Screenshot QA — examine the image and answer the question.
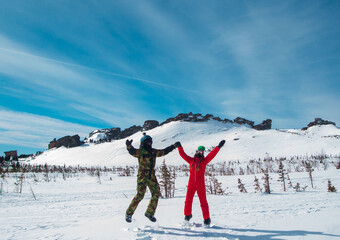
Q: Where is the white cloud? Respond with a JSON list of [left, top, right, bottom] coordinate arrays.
[[0, 109, 95, 149], [0, 35, 195, 128]]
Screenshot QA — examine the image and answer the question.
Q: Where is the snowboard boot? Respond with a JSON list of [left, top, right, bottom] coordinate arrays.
[[145, 213, 157, 222], [204, 218, 211, 226], [125, 214, 132, 223], [184, 214, 192, 221]]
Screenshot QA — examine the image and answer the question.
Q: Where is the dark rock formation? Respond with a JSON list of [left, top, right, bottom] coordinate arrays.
[[223, 118, 233, 124], [49, 135, 82, 149], [89, 128, 121, 141], [160, 113, 191, 125], [48, 112, 274, 150], [302, 118, 336, 130], [160, 113, 265, 129], [143, 120, 159, 131], [253, 119, 272, 130], [120, 125, 143, 139], [161, 112, 226, 125], [106, 128, 122, 140], [233, 117, 254, 127]]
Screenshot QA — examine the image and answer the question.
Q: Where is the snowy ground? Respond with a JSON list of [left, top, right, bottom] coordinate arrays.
[[1, 168, 340, 240]]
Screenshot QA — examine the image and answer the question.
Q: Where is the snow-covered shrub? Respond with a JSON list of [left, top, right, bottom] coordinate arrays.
[[277, 160, 287, 191], [261, 168, 271, 194], [286, 173, 293, 188], [293, 182, 308, 192], [14, 171, 25, 193], [328, 179, 337, 192], [205, 173, 225, 195], [117, 166, 135, 177], [253, 175, 262, 193], [237, 178, 247, 193], [303, 161, 314, 188], [334, 158, 340, 169]]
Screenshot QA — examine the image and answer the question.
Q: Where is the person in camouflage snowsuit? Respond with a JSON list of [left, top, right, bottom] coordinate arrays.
[[125, 134, 179, 223]]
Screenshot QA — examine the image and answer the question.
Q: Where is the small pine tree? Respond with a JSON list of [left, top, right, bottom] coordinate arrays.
[[159, 160, 175, 198], [254, 175, 262, 193], [43, 164, 50, 182], [237, 178, 247, 193], [293, 182, 301, 192], [205, 173, 225, 195], [124, 166, 131, 176], [286, 173, 293, 188], [293, 182, 308, 192], [14, 171, 25, 193], [327, 179, 337, 192], [303, 161, 314, 188], [335, 160, 340, 169], [96, 170, 101, 184], [262, 168, 271, 194], [278, 160, 286, 191]]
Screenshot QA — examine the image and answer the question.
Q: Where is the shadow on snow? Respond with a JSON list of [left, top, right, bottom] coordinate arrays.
[[138, 225, 340, 240]]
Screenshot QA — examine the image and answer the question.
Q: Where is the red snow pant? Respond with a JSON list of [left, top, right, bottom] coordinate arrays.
[[184, 181, 210, 219]]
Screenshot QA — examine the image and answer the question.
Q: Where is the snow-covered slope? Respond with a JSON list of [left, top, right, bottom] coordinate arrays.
[[27, 120, 340, 167]]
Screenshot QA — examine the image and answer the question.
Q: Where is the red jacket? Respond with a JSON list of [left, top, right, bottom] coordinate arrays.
[[178, 145, 221, 219], [178, 146, 220, 184]]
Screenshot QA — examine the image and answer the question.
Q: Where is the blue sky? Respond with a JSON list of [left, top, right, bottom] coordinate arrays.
[[0, 0, 339, 155]]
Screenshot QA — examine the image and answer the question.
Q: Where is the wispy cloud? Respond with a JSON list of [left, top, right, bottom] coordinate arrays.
[[0, 35, 197, 128], [0, 40, 196, 93], [0, 0, 339, 156], [0, 109, 95, 149], [208, 1, 340, 127]]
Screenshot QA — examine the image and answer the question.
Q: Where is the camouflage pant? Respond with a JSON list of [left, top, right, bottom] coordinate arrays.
[[126, 171, 161, 216]]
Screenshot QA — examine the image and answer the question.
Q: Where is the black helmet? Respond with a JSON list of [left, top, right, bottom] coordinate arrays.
[[141, 133, 152, 144]]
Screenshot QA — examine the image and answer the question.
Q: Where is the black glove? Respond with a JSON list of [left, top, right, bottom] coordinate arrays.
[[218, 140, 225, 148], [126, 139, 133, 147], [174, 142, 181, 148]]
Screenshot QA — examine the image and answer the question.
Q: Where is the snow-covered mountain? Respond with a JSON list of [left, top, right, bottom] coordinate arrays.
[[26, 119, 340, 167]]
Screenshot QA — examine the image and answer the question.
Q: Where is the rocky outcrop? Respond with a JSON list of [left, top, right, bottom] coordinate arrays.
[[143, 120, 159, 131], [106, 128, 122, 140], [120, 125, 143, 139], [49, 135, 82, 149], [253, 119, 272, 130], [89, 128, 121, 141], [233, 117, 254, 127], [161, 112, 233, 125], [48, 113, 274, 149], [302, 118, 336, 130], [160, 113, 270, 129]]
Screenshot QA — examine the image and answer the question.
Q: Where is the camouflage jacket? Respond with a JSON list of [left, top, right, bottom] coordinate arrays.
[[127, 144, 175, 173]]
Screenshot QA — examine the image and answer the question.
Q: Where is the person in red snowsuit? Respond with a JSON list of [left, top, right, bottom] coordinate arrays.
[[174, 140, 225, 225]]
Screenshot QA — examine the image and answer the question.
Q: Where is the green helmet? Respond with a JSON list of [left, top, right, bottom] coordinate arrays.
[[197, 146, 205, 152]]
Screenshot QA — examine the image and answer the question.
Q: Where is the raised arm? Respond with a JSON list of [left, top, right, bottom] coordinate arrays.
[[177, 144, 194, 164], [154, 142, 178, 157], [205, 140, 225, 164], [126, 139, 140, 158]]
